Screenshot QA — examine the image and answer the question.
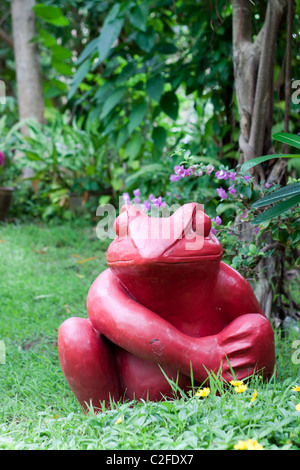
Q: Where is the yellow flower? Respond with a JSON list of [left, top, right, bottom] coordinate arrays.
[[234, 384, 248, 393], [230, 380, 244, 387], [234, 439, 264, 450], [195, 387, 211, 398], [234, 440, 248, 450], [292, 385, 300, 392], [296, 403, 300, 411], [250, 389, 257, 402], [115, 417, 123, 424]]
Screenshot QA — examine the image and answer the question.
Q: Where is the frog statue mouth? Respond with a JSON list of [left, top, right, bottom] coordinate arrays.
[[106, 202, 223, 266]]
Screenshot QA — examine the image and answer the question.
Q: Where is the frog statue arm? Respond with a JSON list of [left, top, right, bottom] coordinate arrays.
[[86, 268, 220, 383], [86, 267, 275, 384]]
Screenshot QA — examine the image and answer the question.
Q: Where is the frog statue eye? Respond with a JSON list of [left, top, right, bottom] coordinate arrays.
[[114, 205, 143, 238], [191, 207, 212, 237]]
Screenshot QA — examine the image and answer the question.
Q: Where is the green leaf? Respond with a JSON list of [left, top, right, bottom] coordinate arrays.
[[157, 42, 177, 54], [125, 163, 168, 186], [50, 45, 72, 60], [272, 132, 300, 150], [68, 60, 90, 100], [251, 194, 300, 224], [249, 244, 257, 254], [252, 182, 300, 208], [240, 154, 299, 172], [24, 151, 44, 162], [116, 62, 136, 84], [125, 134, 143, 160], [94, 82, 114, 103], [128, 101, 147, 135], [136, 27, 155, 52], [97, 4, 124, 63], [160, 91, 179, 120], [100, 87, 126, 119], [33, 4, 69, 26], [76, 37, 99, 65], [116, 126, 128, 149], [52, 60, 73, 76], [152, 126, 167, 150], [146, 75, 165, 102], [128, 3, 149, 32], [39, 29, 57, 47]]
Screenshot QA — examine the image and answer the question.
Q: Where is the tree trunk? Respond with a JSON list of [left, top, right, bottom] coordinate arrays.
[[11, 0, 45, 177], [232, 0, 288, 319], [11, 0, 44, 122]]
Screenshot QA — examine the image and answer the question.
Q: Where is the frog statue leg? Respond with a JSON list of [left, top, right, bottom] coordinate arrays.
[[58, 317, 122, 414], [214, 262, 276, 381]]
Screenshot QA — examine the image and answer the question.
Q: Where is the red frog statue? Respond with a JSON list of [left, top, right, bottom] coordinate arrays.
[[58, 203, 275, 413]]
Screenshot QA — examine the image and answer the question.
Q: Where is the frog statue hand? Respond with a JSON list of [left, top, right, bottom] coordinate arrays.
[[58, 203, 275, 413]]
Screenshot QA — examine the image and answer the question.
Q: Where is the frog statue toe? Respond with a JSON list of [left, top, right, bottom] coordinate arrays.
[[58, 203, 275, 413]]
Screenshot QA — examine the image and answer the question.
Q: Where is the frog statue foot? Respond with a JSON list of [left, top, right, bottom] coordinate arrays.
[[58, 203, 275, 413]]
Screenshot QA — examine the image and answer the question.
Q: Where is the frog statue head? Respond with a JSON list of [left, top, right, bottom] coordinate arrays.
[[106, 203, 223, 318], [107, 202, 223, 266]]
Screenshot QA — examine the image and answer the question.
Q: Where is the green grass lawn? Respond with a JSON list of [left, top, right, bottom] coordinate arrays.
[[0, 221, 299, 450]]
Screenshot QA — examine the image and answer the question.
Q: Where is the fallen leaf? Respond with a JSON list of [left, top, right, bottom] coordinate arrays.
[[32, 246, 48, 254], [76, 274, 85, 279], [34, 294, 55, 300], [76, 256, 96, 264], [0, 240, 6, 243]]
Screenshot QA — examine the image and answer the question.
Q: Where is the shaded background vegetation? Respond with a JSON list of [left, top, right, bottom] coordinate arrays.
[[0, 0, 299, 324]]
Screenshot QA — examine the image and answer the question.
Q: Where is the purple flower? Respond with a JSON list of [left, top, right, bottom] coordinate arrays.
[[215, 169, 229, 180], [148, 194, 156, 202], [243, 175, 251, 181], [142, 200, 151, 211], [133, 188, 140, 197], [241, 209, 249, 220], [206, 164, 214, 175], [265, 182, 272, 189], [154, 196, 165, 208], [211, 227, 217, 236], [174, 165, 185, 176], [228, 185, 236, 195], [173, 164, 196, 178], [122, 192, 131, 204], [170, 174, 181, 182], [217, 187, 227, 200], [212, 216, 222, 226], [183, 168, 192, 177], [0, 152, 4, 166], [254, 226, 260, 234], [229, 172, 236, 181], [133, 196, 141, 204]]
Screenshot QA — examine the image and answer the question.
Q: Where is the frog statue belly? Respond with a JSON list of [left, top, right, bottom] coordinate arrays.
[[58, 203, 276, 413]]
